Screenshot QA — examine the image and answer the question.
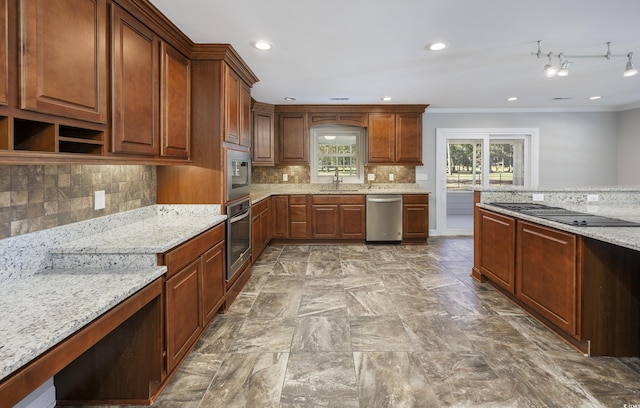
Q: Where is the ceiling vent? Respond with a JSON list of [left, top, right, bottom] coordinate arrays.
[[552, 97, 573, 100], [330, 97, 350, 101]]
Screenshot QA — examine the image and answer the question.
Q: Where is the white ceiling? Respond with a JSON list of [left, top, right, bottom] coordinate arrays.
[[149, 0, 640, 111]]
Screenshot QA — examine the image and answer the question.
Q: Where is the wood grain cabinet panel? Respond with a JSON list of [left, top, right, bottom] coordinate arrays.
[[312, 204, 339, 238], [367, 113, 395, 163], [277, 113, 309, 164], [478, 208, 515, 293], [0, 0, 7, 106], [339, 204, 365, 239], [311, 195, 365, 239], [224, 65, 240, 145], [240, 83, 251, 147], [395, 113, 422, 163], [252, 102, 275, 165], [20, 0, 107, 123], [271, 195, 290, 238], [201, 240, 225, 327], [160, 42, 190, 159], [516, 220, 579, 336], [289, 195, 310, 238], [111, 4, 159, 155], [402, 194, 429, 241], [251, 198, 271, 262], [165, 259, 202, 373]]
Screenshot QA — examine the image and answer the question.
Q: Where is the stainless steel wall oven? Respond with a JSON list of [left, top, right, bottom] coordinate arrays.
[[226, 198, 251, 281]]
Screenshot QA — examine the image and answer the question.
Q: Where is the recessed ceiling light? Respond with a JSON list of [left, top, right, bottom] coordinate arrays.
[[253, 41, 272, 51], [283, 96, 296, 101], [427, 42, 447, 51], [381, 96, 392, 101], [589, 95, 602, 100], [506, 97, 518, 102]]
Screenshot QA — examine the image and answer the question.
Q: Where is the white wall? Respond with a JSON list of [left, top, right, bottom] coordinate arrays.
[[617, 108, 640, 185], [418, 110, 620, 230]]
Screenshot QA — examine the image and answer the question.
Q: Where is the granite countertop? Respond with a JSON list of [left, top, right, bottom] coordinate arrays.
[[250, 183, 429, 205], [0, 204, 226, 383], [477, 202, 640, 252], [0, 266, 166, 382]]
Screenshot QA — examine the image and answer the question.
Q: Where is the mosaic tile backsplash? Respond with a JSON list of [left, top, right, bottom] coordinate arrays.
[[253, 165, 415, 184], [0, 165, 156, 239]]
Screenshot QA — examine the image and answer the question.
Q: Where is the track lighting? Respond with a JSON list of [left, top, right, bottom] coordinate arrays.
[[532, 41, 637, 78]]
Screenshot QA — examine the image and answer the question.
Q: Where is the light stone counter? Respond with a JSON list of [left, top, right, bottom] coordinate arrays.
[[250, 183, 429, 205], [0, 204, 224, 383]]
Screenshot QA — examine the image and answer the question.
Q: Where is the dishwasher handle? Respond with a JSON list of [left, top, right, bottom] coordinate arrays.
[[367, 196, 402, 203]]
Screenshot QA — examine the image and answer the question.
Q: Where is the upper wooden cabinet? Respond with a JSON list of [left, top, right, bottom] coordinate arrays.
[[223, 65, 251, 147], [309, 112, 367, 127], [0, 0, 8, 107], [160, 41, 190, 159], [368, 112, 423, 164], [277, 112, 309, 164], [252, 101, 275, 166], [20, 0, 107, 123], [111, 4, 159, 156]]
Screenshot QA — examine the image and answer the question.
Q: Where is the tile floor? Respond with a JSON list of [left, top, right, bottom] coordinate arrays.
[[126, 238, 640, 407]]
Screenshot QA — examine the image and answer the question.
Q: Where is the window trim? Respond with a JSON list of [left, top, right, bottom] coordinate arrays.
[[310, 125, 365, 184]]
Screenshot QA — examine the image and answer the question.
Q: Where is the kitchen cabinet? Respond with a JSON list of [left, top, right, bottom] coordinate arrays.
[[224, 65, 251, 147], [111, 4, 159, 156], [402, 194, 429, 241], [160, 223, 225, 373], [251, 197, 272, 262], [272, 195, 290, 238], [160, 41, 190, 159], [516, 220, 579, 336], [20, 0, 107, 124], [276, 112, 309, 165], [311, 195, 366, 239], [308, 112, 367, 127], [367, 112, 423, 165], [477, 208, 515, 292], [0, 0, 6, 107], [252, 101, 275, 166], [289, 195, 310, 238]]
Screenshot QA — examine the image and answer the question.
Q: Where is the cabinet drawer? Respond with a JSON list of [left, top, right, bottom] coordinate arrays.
[[289, 195, 307, 204], [161, 223, 225, 277], [252, 197, 269, 214], [403, 194, 428, 204], [312, 195, 365, 205]]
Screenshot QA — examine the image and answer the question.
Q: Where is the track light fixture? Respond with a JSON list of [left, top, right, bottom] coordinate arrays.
[[532, 41, 638, 78]]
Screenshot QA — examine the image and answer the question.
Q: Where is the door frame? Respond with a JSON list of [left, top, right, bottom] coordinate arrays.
[[435, 128, 539, 236]]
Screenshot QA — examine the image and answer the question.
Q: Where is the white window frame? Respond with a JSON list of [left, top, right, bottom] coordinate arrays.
[[310, 125, 365, 184]]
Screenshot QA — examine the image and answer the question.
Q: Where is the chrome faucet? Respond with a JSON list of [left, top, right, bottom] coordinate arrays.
[[333, 166, 343, 189]]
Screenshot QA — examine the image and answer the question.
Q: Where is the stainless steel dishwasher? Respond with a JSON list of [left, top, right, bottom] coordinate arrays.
[[366, 195, 403, 242]]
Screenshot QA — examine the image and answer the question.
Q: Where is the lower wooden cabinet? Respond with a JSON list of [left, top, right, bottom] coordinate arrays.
[[402, 194, 429, 241], [311, 195, 365, 239], [289, 195, 310, 238], [271, 195, 290, 239], [516, 220, 578, 336], [251, 197, 271, 262], [160, 223, 225, 374], [478, 208, 515, 293]]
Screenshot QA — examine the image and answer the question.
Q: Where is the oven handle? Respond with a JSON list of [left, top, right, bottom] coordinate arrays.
[[228, 209, 250, 223]]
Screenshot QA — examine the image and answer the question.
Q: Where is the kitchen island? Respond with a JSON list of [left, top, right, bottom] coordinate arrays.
[[472, 186, 640, 357], [0, 205, 226, 407]]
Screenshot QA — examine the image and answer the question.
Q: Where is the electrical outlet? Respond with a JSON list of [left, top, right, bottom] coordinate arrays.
[[532, 193, 544, 202], [389, 173, 394, 181], [94, 190, 105, 210], [283, 174, 288, 182], [587, 194, 599, 202], [367, 173, 375, 181]]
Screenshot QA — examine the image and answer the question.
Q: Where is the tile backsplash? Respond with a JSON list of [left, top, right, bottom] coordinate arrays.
[[253, 165, 415, 184], [0, 165, 156, 240]]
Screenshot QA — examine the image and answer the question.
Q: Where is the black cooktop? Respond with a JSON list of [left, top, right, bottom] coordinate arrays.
[[489, 202, 640, 227]]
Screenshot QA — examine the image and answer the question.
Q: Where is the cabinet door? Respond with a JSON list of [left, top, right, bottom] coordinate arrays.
[[160, 42, 190, 159], [277, 113, 309, 164], [516, 221, 578, 335], [201, 240, 225, 326], [224, 65, 240, 144], [0, 0, 8, 106], [251, 210, 263, 261], [367, 113, 395, 163], [289, 195, 309, 238], [165, 259, 202, 372], [340, 204, 366, 239], [260, 205, 271, 248], [271, 195, 289, 238], [395, 113, 422, 164], [252, 104, 275, 165], [240, 83, 251, 147], [312, 204, 339, 238], [111, 5, 159, 155], [20, 0, 107, 122], [478, 209, 515, 293]]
